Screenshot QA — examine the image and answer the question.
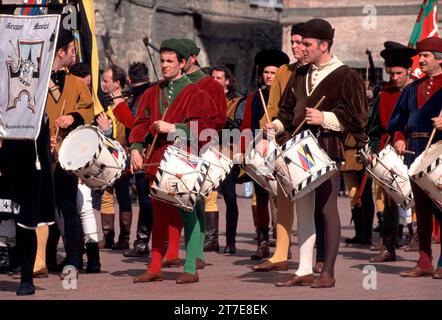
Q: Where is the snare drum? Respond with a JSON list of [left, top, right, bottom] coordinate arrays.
[[409, 140, 442, 208], [150, 146, 209, 211], [199, 145, 233, 197], [266, 130, 338, 202], [244, 132, 278, 197], [58, 125, 127, 190], [365, 145, 414, 209]]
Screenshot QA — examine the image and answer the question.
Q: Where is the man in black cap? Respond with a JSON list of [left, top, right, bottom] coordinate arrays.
[[265, 18, 369, 288], [241, 49, 289, 260], [367, 41, 416, 263], [388, 37, 442, 279], [253, 22, 306, 272]]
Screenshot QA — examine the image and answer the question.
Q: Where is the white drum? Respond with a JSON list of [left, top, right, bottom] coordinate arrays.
[[365, 145, 414, 210], [265, 130, 338, 202], [150, 146, 209, 211], [409, 140, 442, 210], [199, 145, 233, 197], [59, 125, 127, 190], [244, 132, 278, 197]]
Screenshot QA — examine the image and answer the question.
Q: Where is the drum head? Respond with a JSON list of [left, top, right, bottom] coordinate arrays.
[[59, 126, 100, 170]]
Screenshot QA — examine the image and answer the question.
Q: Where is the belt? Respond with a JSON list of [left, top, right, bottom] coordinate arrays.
[[409, 132, 430, 139]]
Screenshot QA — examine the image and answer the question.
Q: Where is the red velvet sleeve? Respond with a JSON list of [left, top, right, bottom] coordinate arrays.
[[113, 101, 135, 129]]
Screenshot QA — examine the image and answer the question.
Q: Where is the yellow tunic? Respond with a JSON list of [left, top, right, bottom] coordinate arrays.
[[45, 72, 94, 140]]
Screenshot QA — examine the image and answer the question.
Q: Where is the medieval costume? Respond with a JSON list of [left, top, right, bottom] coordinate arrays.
[[387, 37, 442, 279], [273, 19, 368, 288], [367, 41, 417, 263], [130, 39, 215, 284]]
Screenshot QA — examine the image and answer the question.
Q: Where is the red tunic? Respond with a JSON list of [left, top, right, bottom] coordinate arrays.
[[378, 85, 401, 150], [196, 76, 227, 132], [129, 81, 215, 176]]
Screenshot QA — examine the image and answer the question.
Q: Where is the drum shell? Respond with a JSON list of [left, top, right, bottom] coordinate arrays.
[[409, 141, 442, 206], [58, 125, 127, 190], [266, 130, 337, 202], [366, 145, 414, 209]]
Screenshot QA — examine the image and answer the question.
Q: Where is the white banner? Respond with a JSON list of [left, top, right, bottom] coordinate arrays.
[[0, 14, 60, 140]]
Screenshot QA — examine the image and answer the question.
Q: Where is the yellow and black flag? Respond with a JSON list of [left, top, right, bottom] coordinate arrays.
[[74, 0, 104, 115]]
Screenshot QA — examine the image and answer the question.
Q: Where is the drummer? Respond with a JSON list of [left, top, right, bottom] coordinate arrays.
[[130, 39, 216, 284], [367, 41, 416, 263], [46, 25, 94, 278], [388, 37, 442, 279], [264, 18, 368, 288], [160, 38, 227, 267], [240, 49, 289, 260]]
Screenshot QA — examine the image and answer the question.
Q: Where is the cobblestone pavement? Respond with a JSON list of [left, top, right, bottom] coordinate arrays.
[[1, 190, 441, 300]]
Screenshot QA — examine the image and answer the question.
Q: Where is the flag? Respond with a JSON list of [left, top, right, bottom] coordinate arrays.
[[76, 0, 105, 115], [408, 0, 439, 79], [297, 144, 315, 171]]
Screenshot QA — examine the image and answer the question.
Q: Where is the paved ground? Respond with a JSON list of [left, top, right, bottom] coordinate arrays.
[[1, 187, 441, 301]]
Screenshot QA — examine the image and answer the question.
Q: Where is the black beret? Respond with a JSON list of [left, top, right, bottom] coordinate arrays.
[[380, 41, 417, 68], [291, 23, 305, 36], [56, 25, 74, 50], [254, 49, 290, 70], [299, 18, 335, 40]]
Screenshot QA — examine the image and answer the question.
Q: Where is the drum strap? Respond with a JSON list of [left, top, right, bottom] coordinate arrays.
[[49, 79, 61, 102]]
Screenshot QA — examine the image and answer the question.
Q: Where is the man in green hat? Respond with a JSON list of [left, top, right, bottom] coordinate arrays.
[[161, 38, 227, 261], [130, 38, 216, 284]]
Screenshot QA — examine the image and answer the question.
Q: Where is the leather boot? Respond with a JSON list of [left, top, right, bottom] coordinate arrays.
[[124, 229, 150, 257], [251, 227, 270, 260], [112, 212, 132, 250], [85, 242, 101, 273], [204, 212, 219, 252], [345, 206, 363, 244], [99, 214, 115, 249]]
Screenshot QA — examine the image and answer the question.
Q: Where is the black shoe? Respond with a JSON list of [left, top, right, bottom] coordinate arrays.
[[16, 283, 35, 296], [223, 244, 236, 254]]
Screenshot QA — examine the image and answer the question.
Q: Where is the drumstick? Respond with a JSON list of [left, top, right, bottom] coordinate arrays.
[[258, 89, 272, 124], [141, 163, 161, 168], [54, 100, 66, 144], [293, 96, 326, 136], [424, 109, 442, 157], [144, 106, 170, 163], [403, 150, 415, 155]]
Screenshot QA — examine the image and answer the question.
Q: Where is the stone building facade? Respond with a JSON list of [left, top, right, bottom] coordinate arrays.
[[1, 0, 438, 91]]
